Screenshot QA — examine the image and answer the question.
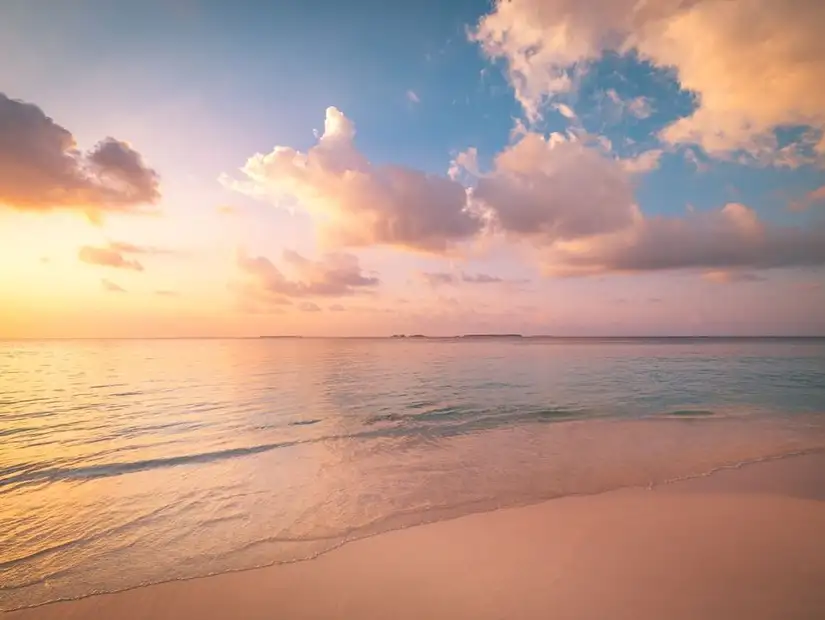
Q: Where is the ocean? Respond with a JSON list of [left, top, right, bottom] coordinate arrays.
[[2, 337, 825, 611]]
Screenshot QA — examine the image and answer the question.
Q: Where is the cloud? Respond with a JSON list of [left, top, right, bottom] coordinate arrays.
[[474, 131, 637, 243], [554, 103, 576, 119], [79, 246, 144, 271], [77, 241, 172, 271], [235, 249, 379, 309], [421, 272, 458, 287], [420, 271, 512, 286], [228, 107, 483, 253], [603, 90, 654, 121], [406, 90, 421, 104], [790, 185, 825, 211], [108, 241, 175, 255], [329, 303, 346, 312], [101, 278, 126, 293], [461, 272, 506, 284], [472, 0, 825, 161], [229, 103, 824, 281], [0, 93, 160, 216], [702, 270, 766, 284], [298, 301, 322, 312], [448, 147, 480, 181], [542, 203, 825, 276], [621, 149, 663, 174], [626, 96, 653, 120]]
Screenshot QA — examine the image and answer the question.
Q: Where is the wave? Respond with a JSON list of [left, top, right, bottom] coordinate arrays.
[[1, 406, 594, 492], [5, 447, 825, 613], [365, 404, 587, 426], [663, 409, 717, 418], [0, 441, 298, 489]]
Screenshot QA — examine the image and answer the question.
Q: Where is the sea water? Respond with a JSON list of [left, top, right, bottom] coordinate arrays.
[[2, 337, 825, 610]]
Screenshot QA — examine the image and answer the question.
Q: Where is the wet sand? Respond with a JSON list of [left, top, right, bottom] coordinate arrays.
[[8, 453, 825, 620]]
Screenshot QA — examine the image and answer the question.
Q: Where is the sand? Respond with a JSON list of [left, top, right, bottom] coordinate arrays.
[[7, 453, 825, 620]]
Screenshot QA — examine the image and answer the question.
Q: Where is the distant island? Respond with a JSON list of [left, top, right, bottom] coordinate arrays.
[[460, 334, 523, 339], [259, 335, 303, 339], [390, 334, 523, 339]]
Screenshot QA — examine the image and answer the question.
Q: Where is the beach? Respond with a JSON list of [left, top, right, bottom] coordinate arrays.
[[9, 452, 825, 620]]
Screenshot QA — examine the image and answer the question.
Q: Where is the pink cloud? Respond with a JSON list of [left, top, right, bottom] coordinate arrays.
[[475, 131, 637, 242], [791, 185, 825, 211], [235, 249, 379, 310], [298, 302, 322, 312], [543, 203, 825, 276], [230, 107, 482, 253], [420, 271, 516, 287], [229, 107, 825, 281], [0, 93, 159, 216]]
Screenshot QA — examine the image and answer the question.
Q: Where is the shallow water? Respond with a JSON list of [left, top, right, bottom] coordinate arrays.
[[2, 337, 825, 610]]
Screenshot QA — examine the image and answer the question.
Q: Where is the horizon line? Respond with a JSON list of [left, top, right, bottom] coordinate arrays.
[[3, 335, 825, 342]]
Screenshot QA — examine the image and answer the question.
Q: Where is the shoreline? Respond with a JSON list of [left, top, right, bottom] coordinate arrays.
[[7, 451, 825, 619]]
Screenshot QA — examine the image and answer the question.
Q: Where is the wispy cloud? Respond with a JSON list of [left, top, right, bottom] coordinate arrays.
[[235, 249, 379, 310], [702, 270, 767, 284], [78, 241, 174, 271], [79, 246, 144, 271], [406, 90, 420, 104], [790, 185, 825, 211], [420, 271, 514, 287], [101, 278, 126, 293]]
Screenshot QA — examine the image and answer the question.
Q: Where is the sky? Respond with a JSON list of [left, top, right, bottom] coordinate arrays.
[[1, 0, 824, 338]]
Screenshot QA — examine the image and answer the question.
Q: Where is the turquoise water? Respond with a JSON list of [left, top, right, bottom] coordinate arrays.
[[2, 337, 825, 610]]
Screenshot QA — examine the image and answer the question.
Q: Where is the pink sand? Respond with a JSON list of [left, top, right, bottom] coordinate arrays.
[[8, 454, 825, 620]]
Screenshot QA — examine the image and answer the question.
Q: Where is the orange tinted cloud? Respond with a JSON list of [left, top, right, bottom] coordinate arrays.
[[473, 0, 825, 161], [230, 107, 482, 253], [0, 93, 159, 216], [702, 270, 766, 284], [79, 246, 144, 271], [78, 240, 176, 271]]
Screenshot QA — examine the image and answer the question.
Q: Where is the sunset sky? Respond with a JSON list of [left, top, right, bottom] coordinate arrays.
[[2, 0, 825, 337]]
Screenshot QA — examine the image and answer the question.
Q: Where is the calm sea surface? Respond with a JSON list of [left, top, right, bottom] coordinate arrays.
[[2, 337, 825, 610]]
